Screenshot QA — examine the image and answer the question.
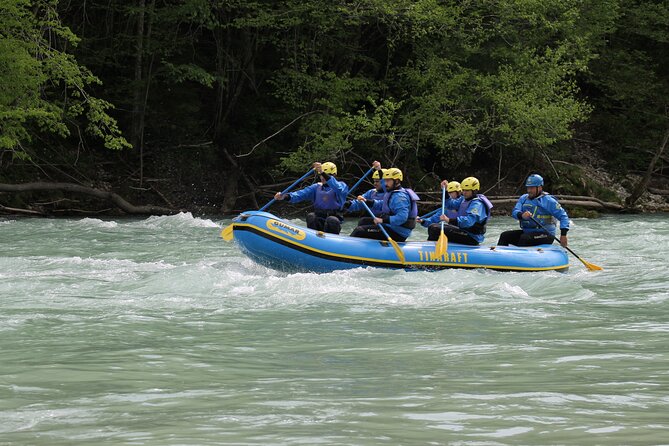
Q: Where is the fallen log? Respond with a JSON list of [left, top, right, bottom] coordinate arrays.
[[0, 203, 45, 216], [420, 198, 620, 211], [648, 187, 669, 196], [416, 194, 623, 211], [0, 182, 176, 215]]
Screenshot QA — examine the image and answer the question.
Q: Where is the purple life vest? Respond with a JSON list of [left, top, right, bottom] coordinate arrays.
[[313, 183, 340, 211], [369, 189, 385, 201], [457, 198, 469, 217], [458, 194, 493, 216], [446, 208, 459, 219]]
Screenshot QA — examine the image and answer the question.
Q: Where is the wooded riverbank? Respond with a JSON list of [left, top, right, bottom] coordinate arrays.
[[1, 2, 668, 217]]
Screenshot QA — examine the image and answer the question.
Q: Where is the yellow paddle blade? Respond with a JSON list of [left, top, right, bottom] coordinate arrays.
[[581, 258, 603, 271], [220, 224, 234, 241], [388, 239, 406, 264], [564, 245, 603, 271], [435, 232, 448, 258]]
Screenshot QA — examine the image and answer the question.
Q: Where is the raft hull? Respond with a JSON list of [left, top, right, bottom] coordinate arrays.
[[231, 211, 569, 273]]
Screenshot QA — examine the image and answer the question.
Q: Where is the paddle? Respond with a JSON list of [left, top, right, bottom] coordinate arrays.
[[346, 167, 375, 200], [359, 200, 405, 264], [528, 215, 603, 271], [435, 186, 448, 257], [220, 168, 315, 241], [420, 208, 441, 220], [260, 168, 315, 212]]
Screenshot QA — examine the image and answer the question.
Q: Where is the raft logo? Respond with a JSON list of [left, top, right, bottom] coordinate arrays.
[[418, 250, 469, 263], [266, 219, 306, 241]]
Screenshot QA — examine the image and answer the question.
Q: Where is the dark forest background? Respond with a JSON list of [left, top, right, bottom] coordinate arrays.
[[1, 0, 668, 215]]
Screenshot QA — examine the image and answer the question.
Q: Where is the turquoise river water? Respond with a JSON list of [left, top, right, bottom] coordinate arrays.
[[0, 213, 668, 445]]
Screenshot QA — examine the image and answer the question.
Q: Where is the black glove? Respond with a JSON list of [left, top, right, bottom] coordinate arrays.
[[343, 200, 352, 210]]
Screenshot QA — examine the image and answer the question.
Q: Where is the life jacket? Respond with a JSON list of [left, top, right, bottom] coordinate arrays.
[[479, 194, 494, 215], [369, 189, 385, 201], [456, 197, 469, 217], [519, 192, 555, 233], [381, 187, 420, 229], [446, 208, 459, 219], [445, 194, 463, 218], [463, 194, 493, 235], [313, 183, 341, 211]]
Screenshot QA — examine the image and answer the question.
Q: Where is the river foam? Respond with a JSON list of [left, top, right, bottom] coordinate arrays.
[[0, 213, 667, 445]]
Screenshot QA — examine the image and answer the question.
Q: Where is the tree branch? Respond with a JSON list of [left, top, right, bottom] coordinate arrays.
[[0, 182, 176, 215], [237, 110, 321, 158]]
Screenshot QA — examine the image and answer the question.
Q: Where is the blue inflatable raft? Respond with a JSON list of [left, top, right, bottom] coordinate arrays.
[[230, 211, 569, 273]]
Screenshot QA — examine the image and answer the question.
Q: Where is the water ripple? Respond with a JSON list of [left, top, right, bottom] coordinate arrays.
[[0, 214, 667, 444]]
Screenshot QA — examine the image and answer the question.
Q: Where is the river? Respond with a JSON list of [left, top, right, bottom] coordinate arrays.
[[1, 213, 667, 444]]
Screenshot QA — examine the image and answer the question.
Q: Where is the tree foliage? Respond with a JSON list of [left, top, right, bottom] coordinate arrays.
[[0, 0, 129, 159], [585, 0, 669, 169], [2, 0, 668, 204]]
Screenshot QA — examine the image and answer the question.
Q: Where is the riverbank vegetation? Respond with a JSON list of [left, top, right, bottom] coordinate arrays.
[[1, 0, 668, 215]]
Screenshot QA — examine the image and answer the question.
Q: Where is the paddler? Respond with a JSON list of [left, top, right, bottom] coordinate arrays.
[[497, 173, 570, 247], [343, 160, 385, 225], [350, 167, 419, 242], [416, 180, 464, 227], [274, 162, 349, 234], [421, 177, 492, 245]]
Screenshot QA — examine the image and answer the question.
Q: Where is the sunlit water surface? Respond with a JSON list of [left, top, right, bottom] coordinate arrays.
[[1, 213, 667, 444]]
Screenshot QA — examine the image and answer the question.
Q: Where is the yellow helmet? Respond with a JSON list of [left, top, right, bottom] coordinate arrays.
[[321, 162, 337, 175], [447, 181, 462, 193], [372, 170, 382, 180], [461, 176, 480, 191], [383, 167, 403, 181]]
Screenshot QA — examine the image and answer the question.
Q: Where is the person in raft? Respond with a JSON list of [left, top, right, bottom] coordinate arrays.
[[497, 174, 570, 247], [343, 160, 385, 225], [416, 180, 464, 227], [420, 177, 493, 246], [350, 167, 420, 242], [273, 162, 349, 234]]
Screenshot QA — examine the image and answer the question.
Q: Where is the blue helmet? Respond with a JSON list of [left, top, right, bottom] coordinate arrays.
[[525, 174, 544, 187]]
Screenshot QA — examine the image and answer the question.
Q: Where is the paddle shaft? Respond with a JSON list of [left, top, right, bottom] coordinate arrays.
[[420, 208, 440, 220], [260, 168, 315, 212], [528, 216, 587, 262], [347, 167, 375, 199], [440, 186, 446, 232], [418, 189, 447, 222], [359, 200, 405, 264], [435, 186, 449, 256], [360, 200, 393, 241]]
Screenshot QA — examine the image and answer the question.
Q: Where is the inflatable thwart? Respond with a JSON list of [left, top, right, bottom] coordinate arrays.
[[230, 211, 569, 273]]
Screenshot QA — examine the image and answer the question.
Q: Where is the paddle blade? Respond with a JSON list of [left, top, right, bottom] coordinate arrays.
[[435, 232, 448, 258], [581, 258, 603, 271], [388, 239, 406, 264], [220, 224, 234, 241], [565, 245, 603, 271]]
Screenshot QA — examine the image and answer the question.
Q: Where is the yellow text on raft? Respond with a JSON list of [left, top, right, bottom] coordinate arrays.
[[418, 250, 469, 263], [266, 219, 307, 241]]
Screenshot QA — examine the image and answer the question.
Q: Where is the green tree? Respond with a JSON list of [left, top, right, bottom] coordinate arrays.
[[0, 0, 129, 161], [586, 0, 669, 171]]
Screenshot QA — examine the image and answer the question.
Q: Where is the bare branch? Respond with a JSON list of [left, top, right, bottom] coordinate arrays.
[[237, 110, 321, 158]]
